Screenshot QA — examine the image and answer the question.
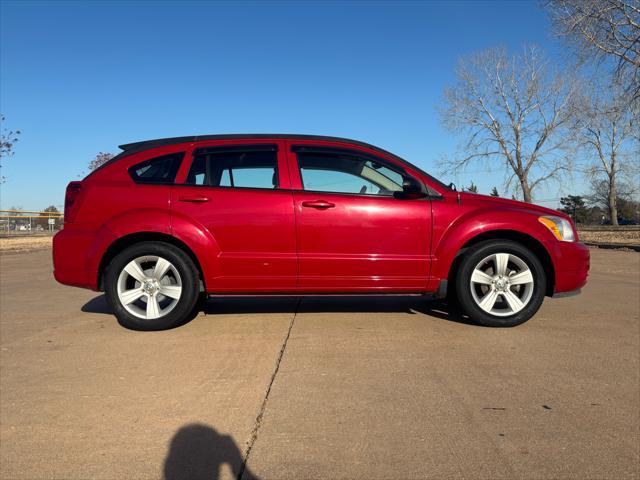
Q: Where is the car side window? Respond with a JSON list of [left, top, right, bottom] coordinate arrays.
[[186, 149, 278, 189], [297, 152, 404, 196], [129, 153, 184, 184]]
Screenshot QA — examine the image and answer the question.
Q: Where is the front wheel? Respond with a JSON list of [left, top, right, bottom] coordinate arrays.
[[455, 240, 546, 327], [104, 242, 200, 330]]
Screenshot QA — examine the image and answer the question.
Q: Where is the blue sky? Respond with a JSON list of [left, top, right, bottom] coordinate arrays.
[[1, 0, 579, 210]]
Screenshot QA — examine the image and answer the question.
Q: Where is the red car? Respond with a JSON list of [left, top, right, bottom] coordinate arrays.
[[53, 135, 589, 330]]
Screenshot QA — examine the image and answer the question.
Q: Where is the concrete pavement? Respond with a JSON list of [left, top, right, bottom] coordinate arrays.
[[1, 249, 638, 479]]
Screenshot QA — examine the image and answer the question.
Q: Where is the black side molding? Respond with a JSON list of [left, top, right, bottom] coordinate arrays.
[[436, 280, 448, 299], [552, 288, 582, 298]]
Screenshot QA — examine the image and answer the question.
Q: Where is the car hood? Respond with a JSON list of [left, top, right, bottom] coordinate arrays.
[[458, 192, 569, 219]]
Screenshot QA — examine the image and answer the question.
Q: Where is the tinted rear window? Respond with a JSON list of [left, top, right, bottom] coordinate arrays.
[[186, 149, 278, 189], [129, 153, 184, 184]]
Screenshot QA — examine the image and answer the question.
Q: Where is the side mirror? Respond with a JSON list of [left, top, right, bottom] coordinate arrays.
[[394, 176, 426, 200]]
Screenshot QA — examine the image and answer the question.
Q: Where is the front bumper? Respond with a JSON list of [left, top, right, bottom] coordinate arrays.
[[552, 241, 590, 296]]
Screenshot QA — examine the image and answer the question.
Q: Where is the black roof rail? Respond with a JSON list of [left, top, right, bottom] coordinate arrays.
[[87, 134, 397, 179], [117, 134, 397, 157]]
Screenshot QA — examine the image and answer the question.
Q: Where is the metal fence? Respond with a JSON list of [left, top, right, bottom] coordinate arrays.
[[0, 209, 64, 236]]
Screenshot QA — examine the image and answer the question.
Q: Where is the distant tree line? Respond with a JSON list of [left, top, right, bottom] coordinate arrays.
[[458, 185, 639, 224], [558, 194, 639, 224]]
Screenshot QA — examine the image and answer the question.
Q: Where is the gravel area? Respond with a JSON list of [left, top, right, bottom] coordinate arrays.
[[578, 229, 640, 245], [0, 235, 53, 253]]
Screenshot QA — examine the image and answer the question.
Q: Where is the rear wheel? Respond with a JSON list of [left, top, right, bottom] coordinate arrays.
[[455, 240, 546, 327], [104, 242, 200, 330]]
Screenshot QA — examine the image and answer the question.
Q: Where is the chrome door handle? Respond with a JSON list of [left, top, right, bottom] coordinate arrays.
[[178, 196, 210, 203]]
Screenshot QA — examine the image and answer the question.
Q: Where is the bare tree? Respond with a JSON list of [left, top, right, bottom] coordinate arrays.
[[0, 114, 21, 183], [440, 46, 580, 202], [580, 79, 639, 225], [88, 152, 114, 171], [546, 0, 640, 97], [589, 177, 639, 219]]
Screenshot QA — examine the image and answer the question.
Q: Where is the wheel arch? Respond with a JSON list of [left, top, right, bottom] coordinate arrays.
[[97, 232, 205, 291], [447, 230, 555, 297]]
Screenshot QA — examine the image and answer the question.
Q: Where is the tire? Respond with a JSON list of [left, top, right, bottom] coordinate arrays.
[[455, 240, 546, 327], [104, 242, 201, 331]]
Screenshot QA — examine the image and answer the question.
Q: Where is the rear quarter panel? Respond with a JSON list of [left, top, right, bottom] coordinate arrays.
[[60, 144, 191, 289]]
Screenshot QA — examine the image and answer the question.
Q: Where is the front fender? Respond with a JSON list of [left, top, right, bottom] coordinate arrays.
[[431, 207, 560, 282]]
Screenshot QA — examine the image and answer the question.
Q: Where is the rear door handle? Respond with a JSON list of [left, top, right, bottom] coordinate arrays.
[[301, 200, 335, 209], [178, 195, 210, 203]]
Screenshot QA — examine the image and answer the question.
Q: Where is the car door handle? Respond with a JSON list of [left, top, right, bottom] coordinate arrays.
[[178, 195, 210, 203], [301, 200, 335, 209]]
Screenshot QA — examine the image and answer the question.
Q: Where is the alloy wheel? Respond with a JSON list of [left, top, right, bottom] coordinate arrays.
[[116, 255, 182, 320], [469, 252, 535, 317]]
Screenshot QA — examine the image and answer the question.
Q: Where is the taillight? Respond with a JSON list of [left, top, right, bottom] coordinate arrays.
[[64, 181, 83, 223]]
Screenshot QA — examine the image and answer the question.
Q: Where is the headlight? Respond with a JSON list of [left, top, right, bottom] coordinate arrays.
[[538, 216, 576, 242]]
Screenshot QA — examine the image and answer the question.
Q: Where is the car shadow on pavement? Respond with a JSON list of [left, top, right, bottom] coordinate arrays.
[[81, 294, 113, 314], [163, 423, 260, 480], [204, 296, 476, 325], [82, 294, 477, 326]]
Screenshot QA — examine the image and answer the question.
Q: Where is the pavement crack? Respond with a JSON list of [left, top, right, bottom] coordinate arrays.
[[237, 297, 301, 480]]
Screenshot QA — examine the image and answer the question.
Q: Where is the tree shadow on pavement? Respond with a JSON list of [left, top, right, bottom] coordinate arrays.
[[164, 423, 260, 480], [82, 293, 476, 326]]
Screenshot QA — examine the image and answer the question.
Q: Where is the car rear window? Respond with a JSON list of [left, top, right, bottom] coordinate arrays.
[[186, 146, 278, 189], [129, 153, 184, 184]]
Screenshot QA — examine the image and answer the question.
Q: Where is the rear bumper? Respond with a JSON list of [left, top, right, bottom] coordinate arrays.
[[552, 241, 590, 296], [52, 225, 108, 291]]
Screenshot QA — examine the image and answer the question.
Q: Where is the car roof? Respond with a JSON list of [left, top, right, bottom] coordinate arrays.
[[118, 134, 398, 158]]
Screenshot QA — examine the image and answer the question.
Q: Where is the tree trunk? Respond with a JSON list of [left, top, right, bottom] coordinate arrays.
[[608, 174, 618, 226], [520, 177, 533, 203]]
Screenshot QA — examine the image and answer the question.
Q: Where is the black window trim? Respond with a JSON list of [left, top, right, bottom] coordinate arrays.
[[128, 152, 184, 185], [193, 143, 278, 156], [186, 144, 280, 191]]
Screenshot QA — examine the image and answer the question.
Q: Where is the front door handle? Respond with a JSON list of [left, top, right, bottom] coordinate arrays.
[[178, 195, 210, 203], [301, 200, 335, 209]]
